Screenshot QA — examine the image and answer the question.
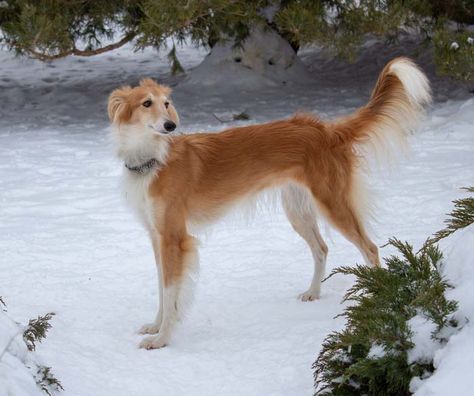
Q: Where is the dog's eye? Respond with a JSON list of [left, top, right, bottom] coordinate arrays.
[[164, 101, 170, 109], [142, 100, 152, 108]]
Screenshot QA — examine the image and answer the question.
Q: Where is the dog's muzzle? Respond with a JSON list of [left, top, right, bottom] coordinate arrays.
[[148, 120, 177, 134], [163, 121, 176, 133]]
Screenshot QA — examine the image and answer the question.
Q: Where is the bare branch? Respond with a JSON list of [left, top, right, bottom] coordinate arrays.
[[24, 32, 136, 61]]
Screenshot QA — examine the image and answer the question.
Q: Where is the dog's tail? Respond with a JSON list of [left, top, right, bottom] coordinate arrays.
[[333, 57, 431, 164], [330, 57, 431, 225]]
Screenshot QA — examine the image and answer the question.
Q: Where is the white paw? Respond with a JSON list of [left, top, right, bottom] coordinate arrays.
[[298, 290, 320, 302], [138, 322, 161, 335], [139, 335, 168, 350]]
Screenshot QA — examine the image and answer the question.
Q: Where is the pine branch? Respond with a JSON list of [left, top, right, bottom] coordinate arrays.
[[23, 313, 55, 352], [35, 366, 64, 396], [424, 187, 474, 248], [0, 296, 62, 395], [20, 32, 136, 61], [313, 239, 458, 395]]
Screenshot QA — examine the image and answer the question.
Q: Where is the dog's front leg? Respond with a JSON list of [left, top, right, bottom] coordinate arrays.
[[139, 218, 198, 349], [139, 234, 164, 335]]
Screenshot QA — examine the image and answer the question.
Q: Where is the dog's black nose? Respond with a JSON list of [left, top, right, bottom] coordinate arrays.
[[164, 121, 176, 132]]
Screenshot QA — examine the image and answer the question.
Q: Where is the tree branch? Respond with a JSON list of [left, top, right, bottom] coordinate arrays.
[[24, 32, 136, 61]]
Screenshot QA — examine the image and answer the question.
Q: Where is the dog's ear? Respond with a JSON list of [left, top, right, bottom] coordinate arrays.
[[139, 78, 158, 88], [140, 78, 172, 97], [160, 85, 172, 97], [108, 86, 132, 124]]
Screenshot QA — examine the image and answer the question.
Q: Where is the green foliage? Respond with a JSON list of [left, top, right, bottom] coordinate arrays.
[[313, 240, 458, 395], [0, 0, 472, 79], [425, 187, 474, 248], [136, 0, 267, 50], [35, 366, 64, 396], [434, 30, 474, 81], [26, 314, 63, 395], [23, 312, 55, 352], [0, 1, 138, 59], [273, 0, 327, 51], [167, 43, 185, 76], [302, 0, 407, 62], [1, 297, 61, 395]]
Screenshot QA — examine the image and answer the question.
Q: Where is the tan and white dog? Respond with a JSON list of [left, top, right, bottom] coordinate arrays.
[[108, 58, 431, 349]]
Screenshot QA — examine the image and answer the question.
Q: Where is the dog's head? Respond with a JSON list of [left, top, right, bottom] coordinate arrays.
[[108, 78, 179, 135]]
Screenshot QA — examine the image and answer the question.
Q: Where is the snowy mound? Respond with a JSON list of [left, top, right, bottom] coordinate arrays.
[[0, 310, 43, 396], [411, 224, 474, 395], [184, 27, 312, 90]]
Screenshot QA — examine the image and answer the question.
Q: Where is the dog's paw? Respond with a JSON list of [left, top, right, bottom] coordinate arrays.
[[139, 335, 168, 350], [298, 290, 320, 302], [138, 322, 161, 335]]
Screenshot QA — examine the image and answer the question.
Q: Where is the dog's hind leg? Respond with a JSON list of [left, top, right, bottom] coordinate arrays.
[[138, 234, 163, 335], [282, 184, 328, 301], [314, 193, 380, 268], [139, 213, 198, 349]]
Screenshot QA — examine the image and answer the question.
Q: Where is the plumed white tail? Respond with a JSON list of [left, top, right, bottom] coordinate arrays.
[[389, 58, 431, 109], [335, 57, 432, 164], [333, 57, 431, 224]]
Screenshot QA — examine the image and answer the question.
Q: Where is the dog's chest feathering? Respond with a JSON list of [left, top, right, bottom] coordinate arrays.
[[116, 130, 170, 230], [122, 171, 157, 229]]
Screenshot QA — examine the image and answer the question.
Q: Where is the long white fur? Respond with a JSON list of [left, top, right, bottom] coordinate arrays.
[[140, 237, 199, 349], [112, 125, 170, 228], [138, 235, 164, 336], [282, 183, 328, 300], [360, 58, 432, 164], [140, 283, 180, 349], [113, 124, 170, 167], [389, 58, 432, 108], [350, 58, 432, 235], [113, 126, 170, 340]]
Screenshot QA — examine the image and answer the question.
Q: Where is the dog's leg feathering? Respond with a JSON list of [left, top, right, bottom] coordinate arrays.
[[282, 185, 328, 301], [139, 218, 198, 349], [139, 235, 164, 335]]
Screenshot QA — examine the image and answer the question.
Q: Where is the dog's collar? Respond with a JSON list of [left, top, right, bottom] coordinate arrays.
[[125, 158, 161, 175]]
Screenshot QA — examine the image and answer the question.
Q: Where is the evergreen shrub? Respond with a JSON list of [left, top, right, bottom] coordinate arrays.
[[313, 187, 474, 395]]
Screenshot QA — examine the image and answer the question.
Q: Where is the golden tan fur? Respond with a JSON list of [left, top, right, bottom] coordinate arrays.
[[108, 57, 431, 348], [108, 78, 179, 126]]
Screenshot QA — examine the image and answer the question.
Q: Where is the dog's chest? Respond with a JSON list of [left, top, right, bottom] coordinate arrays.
[[122, 171, 156, 229]]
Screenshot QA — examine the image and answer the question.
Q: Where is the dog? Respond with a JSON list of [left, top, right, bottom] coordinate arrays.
[[108, 58, 431, 349]]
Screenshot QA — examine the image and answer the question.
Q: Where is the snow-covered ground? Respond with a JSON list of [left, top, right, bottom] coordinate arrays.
[[0, 309, 50, 396], [0, 40, 473, 395], [411, 224, 474, 396]]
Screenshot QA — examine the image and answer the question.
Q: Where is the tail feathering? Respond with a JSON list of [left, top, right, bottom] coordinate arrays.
[[334, 57, 432, 166]]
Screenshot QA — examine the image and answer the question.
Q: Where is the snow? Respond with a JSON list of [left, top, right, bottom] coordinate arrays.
[[413, 225, 474, 396], [185, 27, 312, 90], [0, 38, 473, 395], [407, 315, 439, 365], [0, 310, 43, 396], [367, 344, 385, 359]]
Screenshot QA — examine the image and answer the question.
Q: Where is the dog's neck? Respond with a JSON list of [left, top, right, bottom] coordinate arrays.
[[112, 124, 171, 175], [125, 158, 162, 175]]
